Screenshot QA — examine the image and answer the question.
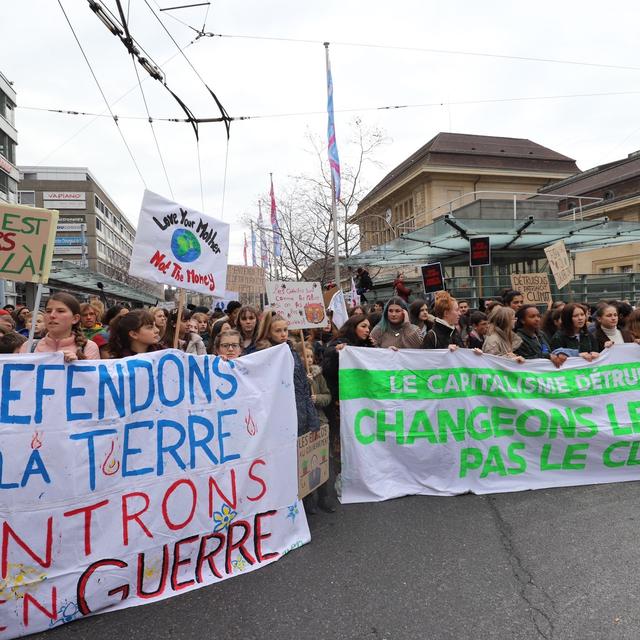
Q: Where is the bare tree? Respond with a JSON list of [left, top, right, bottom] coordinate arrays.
[[244, 119, 389, 285]]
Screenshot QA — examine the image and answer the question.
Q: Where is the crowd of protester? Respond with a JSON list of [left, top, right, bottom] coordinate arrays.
[[3, 286, 639, 515]]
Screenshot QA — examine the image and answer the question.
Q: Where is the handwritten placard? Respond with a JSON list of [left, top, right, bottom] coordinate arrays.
[[511, 273, 552, 305], [265, 281, 326, 330], [544, 240, 573, 290], [226, 265, 266, 294], [129, 190, 230, 296], [0, 202, 58, 283]]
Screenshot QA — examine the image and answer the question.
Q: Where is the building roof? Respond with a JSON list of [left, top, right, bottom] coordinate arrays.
[[539, 151, 640, 196], [359, 132, 579, 207]]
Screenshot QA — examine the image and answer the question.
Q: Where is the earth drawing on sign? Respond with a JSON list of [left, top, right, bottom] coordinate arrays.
[[171, 228, 201, 262]]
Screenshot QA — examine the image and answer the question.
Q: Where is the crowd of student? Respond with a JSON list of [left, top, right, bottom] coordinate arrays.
[[2, 287, 639, 515]]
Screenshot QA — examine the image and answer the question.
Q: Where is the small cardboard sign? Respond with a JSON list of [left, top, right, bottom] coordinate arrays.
[[226, 265, 266, 294], [298, 424, 330, 499], [421, 262, 445, 294], [0, 202, 58, 283], [544, 240, 573, 290], [266, 280, 326, 330], [469, 236, 491, 267], [510, 273, 552, 305]]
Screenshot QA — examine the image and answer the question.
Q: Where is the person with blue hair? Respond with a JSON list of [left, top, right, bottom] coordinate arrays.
[[369, 296, 422, 349]]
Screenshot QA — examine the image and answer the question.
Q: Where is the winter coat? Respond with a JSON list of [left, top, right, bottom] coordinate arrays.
[[515, 330, 551, 360], [393, 278, 411, 302], [423, 319, 464, 349], [466, 329, 485, 350], [20, 333, 100, 359], [482, 327, 523, 359], [289, 342, 320, 435], [549, 330, 599, 353], [309, 364, 331, 426], [593, 326, 634, 351], [370, 322, 423, 349], [322, 336, 373, 402]]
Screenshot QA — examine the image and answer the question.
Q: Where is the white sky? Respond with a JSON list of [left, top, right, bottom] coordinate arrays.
[[5, 1, 640, 262]]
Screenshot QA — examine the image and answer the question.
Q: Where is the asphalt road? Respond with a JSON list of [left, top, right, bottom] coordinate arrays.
[[30, 481, 640, 640]]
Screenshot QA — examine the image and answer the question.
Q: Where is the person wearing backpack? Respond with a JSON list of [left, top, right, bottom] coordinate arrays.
[[422, 291, 464, 350]]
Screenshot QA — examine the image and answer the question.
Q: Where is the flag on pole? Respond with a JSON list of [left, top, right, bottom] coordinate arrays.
[[251, 221, 257, 266], [270, 173, 281, 257], [243, 232, 248, 266], [258, 202, 269, 270], [328, 288, 348, 329], [326, 47, 341, 202]]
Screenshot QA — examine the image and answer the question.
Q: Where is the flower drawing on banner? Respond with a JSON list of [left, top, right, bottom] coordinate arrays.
[[286, 503, 299, 523], [213, 503, 237, 532], [231, 558, 247, 572]]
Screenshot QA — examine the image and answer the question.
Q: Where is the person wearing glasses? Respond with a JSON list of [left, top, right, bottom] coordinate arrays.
[[213, 329, 243, 361]]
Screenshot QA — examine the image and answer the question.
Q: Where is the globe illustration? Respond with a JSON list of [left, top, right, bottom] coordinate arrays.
[[171, 228, 201, 263]]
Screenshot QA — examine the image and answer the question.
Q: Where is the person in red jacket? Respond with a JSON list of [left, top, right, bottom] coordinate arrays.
[[393, 271, 411, 303]]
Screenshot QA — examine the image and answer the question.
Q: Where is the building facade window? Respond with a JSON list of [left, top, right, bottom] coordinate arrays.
[[0, 130, 16, 164], [95, 218, 103, 231], [600, 267, 614, 274], [620, 265, 633, 273], [18, 191, 35, 206]]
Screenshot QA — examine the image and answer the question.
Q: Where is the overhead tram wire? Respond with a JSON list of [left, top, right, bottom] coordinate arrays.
[[115, 0, 174, 198], [202, 32, 640, 73], [24, 88, 640, 125], [56, 0, 147, 187], [33, 39, 198, 166]]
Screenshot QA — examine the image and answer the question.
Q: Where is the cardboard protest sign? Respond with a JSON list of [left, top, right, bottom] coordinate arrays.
[[510, 273, 552, 305], [421, 262, 444, 294], [544, 240, 573, 290], [226, 265, 266, 294], [0, 345, 310, 639], [129, 190, 230, 296], [469, 236, 491, 267], [297, 425, 330, 499], [0, 202, 58, 283], [339, 345, 640, 503], [265, 281, 326, 330]]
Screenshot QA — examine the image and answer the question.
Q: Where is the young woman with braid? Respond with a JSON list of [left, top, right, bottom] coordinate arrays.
[[19, 292, 100, 360]]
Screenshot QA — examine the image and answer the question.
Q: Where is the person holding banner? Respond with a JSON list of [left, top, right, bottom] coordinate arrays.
[[212, 329, 243, 361], [482, 306, 525, 362], [514, 305, 565, 367], [106, 309, 163, 358], [256, 312, 319, 436], [19, 292, 100, 360], [549, 303, 600, 360], [370, 298, 422, 349], [422, 292, 465, 350], [593, 303, 634, 350]]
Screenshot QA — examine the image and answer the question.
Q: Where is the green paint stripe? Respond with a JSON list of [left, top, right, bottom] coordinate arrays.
[[338, 363, 640, 401]]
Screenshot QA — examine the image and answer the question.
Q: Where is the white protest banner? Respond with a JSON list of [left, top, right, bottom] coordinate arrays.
[[266, 281, 326, 330], [339, 345, 640, 503], [0, 345, 310, 639], [328, 288, 348, 329], [510, 273, 552, 306], [544, 239, 573, 290], [129, 190, 230, 297]]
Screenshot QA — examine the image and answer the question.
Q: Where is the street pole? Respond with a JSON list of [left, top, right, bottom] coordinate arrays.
[[324, 43, 341, 291]]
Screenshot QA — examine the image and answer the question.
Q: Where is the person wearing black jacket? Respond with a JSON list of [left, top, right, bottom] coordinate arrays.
[[515, 305, 564, 367], [593, 303, 634, 351], [422, 292, 464, 350], [549, 303, 599, 361], [355, 267, 373, 302]]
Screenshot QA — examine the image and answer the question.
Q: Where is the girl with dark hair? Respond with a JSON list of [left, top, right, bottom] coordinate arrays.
[[593, 303, 634, 351], [514, 305, 565, 366], [103, 304, 129, 328], [108, 310, 162, 358], [370, 297, 422, 349], [165, 309, 206, 354], [409, 298, 433, 339], [541, 307, 563, 343], [19, 292, 100, 360], [626, 309, 640, 343], [423, 291, 464, 350], [321, 313, 373, 494], [549, 303, 599, 361], [235, 306, 259, 355], [502, 290, 524, 311]]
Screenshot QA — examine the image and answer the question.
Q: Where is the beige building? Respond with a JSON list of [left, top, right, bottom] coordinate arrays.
[[352, 132, 579, 251], [539, 151, 640, 274]]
